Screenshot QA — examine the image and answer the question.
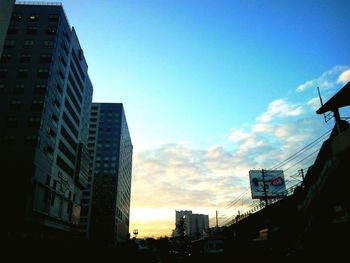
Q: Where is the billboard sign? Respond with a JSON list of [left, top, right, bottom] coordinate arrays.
[[249, 170, 286, 199], [71, 204, 81, 225]]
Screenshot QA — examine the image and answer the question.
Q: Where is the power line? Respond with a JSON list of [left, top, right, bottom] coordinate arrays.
[[218, 127, 332, 227]]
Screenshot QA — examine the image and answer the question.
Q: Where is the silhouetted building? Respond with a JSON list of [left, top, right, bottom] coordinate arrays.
[[88, 103, 133, 245], [0, 0, 15, 56], [0, 2, 93, 238], [174, 210, 209, 239], [185, 213, 209, 239]]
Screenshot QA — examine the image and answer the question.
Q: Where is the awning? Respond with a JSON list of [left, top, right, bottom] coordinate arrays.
[[317, 81, 350, 114]]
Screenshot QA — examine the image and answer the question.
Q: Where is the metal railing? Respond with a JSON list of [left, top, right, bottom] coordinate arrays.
[[15, 1, 62, 6], [224, 181, 303, 226]]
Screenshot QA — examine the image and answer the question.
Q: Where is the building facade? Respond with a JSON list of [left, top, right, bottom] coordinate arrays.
[[184, 213, 209, 239], [0, 0, 15, 56], [0, 2, 93, 238], [174, 210, 209, 239], [86, 103, 133, 245]]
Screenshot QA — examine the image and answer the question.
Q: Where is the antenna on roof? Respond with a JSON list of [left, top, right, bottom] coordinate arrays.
[[317, 87, 333, 123]]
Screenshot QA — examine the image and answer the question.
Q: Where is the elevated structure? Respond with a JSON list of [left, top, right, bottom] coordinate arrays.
[[207, 82, 350, 260]]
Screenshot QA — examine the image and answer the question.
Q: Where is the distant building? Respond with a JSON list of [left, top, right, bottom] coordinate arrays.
[[0, 2, 93, 238], [174, 210, 209, 239], [176, 210, 192, 224], [0, 0, 15, 56], [88, 103, 133, 245]]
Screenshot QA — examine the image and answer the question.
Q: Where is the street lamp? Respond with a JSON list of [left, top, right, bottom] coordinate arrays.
[[133, 229, 138, 238]]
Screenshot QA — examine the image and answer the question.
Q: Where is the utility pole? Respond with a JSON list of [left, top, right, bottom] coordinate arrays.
[[262, 169, 268, 208], [299, 169, 305, 181], [216, 210, 219, 229]]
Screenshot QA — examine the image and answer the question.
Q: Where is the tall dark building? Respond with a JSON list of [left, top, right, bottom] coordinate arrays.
[[86, 103, 133, 245], [0, 2, 93, 238], [0, 0, 15, 56]]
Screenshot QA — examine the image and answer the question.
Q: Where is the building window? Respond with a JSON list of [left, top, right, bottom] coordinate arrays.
[[6, 117, 18, 128], [40, 54, 52, 63], [7, 26, 19, 35], [13, 84, 24, 94], [26, 26, 38, 35], [29, 14, 39, 22], [58, 140, 75, 164], [50, 194, 55, 206], [9, 100, 22, 110], [28, 117, 41, 128], [56, 155, 74, 177], [11, 13, 22, 21], [37, 68, 49, 78], [31, 100, 44, 111], [4, 40, 15, 48], [25, 135, 38, 147], [17, 69, 28, 78], [23, 40, 34, 49], [60, 56, 67, 67], [62, 41, 69, 55], [0, 69, 8, 78], [45, 145, 54, 156], [56, 83, 63, 93], [26, 135, 37, 142], [63, 31, 71, 43], [46, 27, 57, 35], [34, 84, 46, 94], [67, 203, 72, 214], [46, 175, 51, 186], [43, 40, 54, 49], [48, 14, 59, 22], [1, 54, 11, 63], [47, 127, 56, 138], [58, 69, 65, 80], [20, 54, 32, 63], [54, 98, 61, 108], [51, 112, 59, 123], [1, 135, 15, 146]]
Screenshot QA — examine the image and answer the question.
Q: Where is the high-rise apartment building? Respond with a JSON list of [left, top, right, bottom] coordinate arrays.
[[0, 2, 93, 238], [85, 103, 133, 245], [185, 213, 209, 239], [174, 210, 209, 239]]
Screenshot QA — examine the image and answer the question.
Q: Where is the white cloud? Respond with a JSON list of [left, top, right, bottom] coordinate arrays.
[[307, 97, 321, 110], [337, 69, 350, 84], [252, 123, 273, 133], [256, 99, 304, 123], [296, 65, 349, 92], [130, 66, 343, 237], [228, 128, 251, 142]]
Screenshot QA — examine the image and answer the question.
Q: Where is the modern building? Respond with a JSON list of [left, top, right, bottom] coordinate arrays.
[[185, 213, 209, 239], [86, 103, 133, 245], [174, 210, 209, 239], [0, 0, 15, 56], [0, 2, 93, 238], [175, 210, 193, 226]]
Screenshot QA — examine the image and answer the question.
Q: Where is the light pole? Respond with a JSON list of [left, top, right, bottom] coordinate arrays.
[[133, 229, 138, 238]]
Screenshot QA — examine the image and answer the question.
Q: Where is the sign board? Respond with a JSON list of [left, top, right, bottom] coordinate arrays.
[[71, 204, 81, 225], [249, 170, 286, 199]]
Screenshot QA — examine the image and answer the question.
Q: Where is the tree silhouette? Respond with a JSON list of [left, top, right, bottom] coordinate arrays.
[[175, 216, 186, 237], [174, 216, 190, 254]]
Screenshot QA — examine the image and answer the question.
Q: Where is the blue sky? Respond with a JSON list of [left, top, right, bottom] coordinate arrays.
[[43, 0, 350, 237], [51, 0, 350, 150]]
